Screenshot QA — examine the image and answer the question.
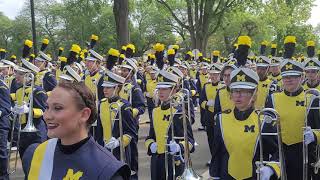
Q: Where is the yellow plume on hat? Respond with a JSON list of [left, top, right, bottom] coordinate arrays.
[[59, 47, 64, 51], [284, 36, 296, 44], [59, 57, 67, 62], [238, 36, 252, 47], [24, 40, 33, 48], [91, 34, 99, 41], [271, 44, 277, 48], [153, 43, 165, 52], [70, 44, 81, 54], [307, 40, 315, 47], [10, 55, 16, 59], [198, 52, 203, 57], [172, 44, 179, 50], [186, 51, 193, 57], [120, 54, 125, 59], [127, 43, 136, 53], [121, 46, 127, 51], [212, 50, 220, 56], [167, 49, 175, 55], [108, 48, 120, 57], [30, 54, 35, 58], [261, 40, 268, 46], [42, 38, 49, 45], [0, 48, 5, 52]]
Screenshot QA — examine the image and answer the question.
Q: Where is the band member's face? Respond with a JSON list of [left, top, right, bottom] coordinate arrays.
[[158, 87, 172, 101], [103, 86, 116, 98], [209, 73, 220, 83], [269, 66, 280, 75], [120, 67, 131, 78], [282, 75, 302, 92], [34, 60, 45, 69], [200, 68, 208, 74], [231, 88, 254, 110], [305, 69, 318, 81], [178, 67, 188, 76], [85, 60, 97, 71], [15, 71, 25, 84], [0, 67, 9, 76], [44, 87, 91, 142], [150, 73, 156, 80], [256, 66, 268, 79], [223, 68, 233, 86]]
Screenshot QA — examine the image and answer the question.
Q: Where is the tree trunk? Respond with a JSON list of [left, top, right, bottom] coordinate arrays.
[[113, 0, 129, 47]]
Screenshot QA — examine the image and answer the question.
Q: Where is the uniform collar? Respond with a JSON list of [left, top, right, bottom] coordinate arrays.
[[307, 81, 319, 88], [234, 107, 254, 121], [284, 87, 303, 97], [161, 101, 171, 110], [108, 96, 120, 103]]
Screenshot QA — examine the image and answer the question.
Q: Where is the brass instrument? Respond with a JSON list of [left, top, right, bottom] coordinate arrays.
[[165, 89, 202, 179], [8, 72, 38, 174], [256, 108, 287, 180], [108, 102, 125, 162], [303, 88, 320, 179]]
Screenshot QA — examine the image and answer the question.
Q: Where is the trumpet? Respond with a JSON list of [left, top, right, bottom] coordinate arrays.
[[256, 108, 287, 180], [165, 89, 202, 180], [303, 88, 320, 179], [7, 72, 38, 174]]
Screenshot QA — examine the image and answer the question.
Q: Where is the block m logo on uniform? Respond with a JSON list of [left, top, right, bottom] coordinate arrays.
[[244, 125, 255, 132]]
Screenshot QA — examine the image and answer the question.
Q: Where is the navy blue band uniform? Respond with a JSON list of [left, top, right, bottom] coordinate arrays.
[[22, 137, 130, 179], [212, 64, 281, 179], [0, 78, 11, 178]]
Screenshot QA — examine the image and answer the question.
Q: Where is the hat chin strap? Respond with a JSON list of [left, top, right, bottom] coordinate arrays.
[[245, 87, 258, 111], [109, 86, 118, 99]]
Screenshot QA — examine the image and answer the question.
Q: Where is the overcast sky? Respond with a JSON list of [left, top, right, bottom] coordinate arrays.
[[0, 0, 320, 27]]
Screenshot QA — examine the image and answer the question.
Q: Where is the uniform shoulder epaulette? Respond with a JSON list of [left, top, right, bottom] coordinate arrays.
[[218, 85, 226, 90], [221, 109, 232, 114], [101, 98, 107, 102], [99, 69, 105, 75]]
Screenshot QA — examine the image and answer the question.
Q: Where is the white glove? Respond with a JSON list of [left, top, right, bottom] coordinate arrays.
[[259, 166, 274, 180], [145, 92, 151, 97], [150, 142, 157, 154], [304, 126, 315, 145], [206, 100, 214, 107], [169, 141, 181, 155], [13, 104, 29, 115], [105, 137, 120, 150]]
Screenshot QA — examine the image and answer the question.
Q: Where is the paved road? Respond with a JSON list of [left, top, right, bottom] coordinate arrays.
[[10, 110, 211, 179]]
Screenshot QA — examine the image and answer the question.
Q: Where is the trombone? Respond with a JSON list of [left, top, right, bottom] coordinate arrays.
[[303, 88, 320, 179], [255, 108, 287, 180], [7, 72, 38, 174], [165, 88, 202, 180], [108, 102, 125, 162]]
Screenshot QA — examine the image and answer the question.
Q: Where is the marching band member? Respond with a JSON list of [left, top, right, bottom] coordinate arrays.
[[0, 65, 11, 179], [96, 71, 136, 169], [199, 64, 221, 174], [145, 66, 158, 123], [12, 58, 48, 158], [83, 48, 104, 95], [265, 36, 320, 179], [145, 70, 195, 180], [212, 66, 280, 180], [22, 81, 131, 179], [119, 58, 145, 179], [255, 55, 272, 110], [303, 57, 320, 91], [303, 40, 320, 91], [268, 44, 283, 93], [196, 62, 209, 130], [214, 62, 236, 114], [34, 39, 57, 92]]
